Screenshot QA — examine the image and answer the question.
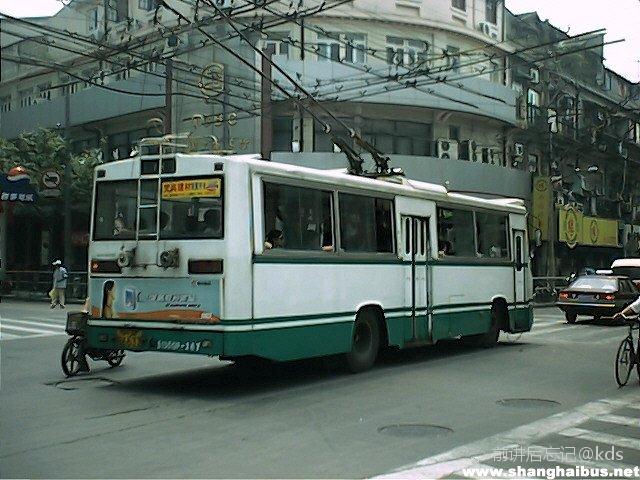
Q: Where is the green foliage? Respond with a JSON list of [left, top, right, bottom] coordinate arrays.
[[0, 128, 103, 214]]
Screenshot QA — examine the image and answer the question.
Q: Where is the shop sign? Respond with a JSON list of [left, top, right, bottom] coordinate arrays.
[[559, 207, 619, 248], [560, 206, 581, 249], [0, 168, 38, 203], [531, 176, 551, 241]]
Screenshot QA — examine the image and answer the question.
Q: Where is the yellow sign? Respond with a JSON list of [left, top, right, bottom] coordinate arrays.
[[531, 177, 551, 240], [162, 178, 221, 199], [582, 216, 618, 247], [559, 207, 619, 248], [117, 329, 143, 348]]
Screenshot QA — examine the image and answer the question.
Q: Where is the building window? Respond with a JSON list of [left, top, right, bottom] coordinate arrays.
[[437, 207, 476, 258], [527, 88, 541, 123], [108, 128, 152, 161], [451, 0, 466, 11], [448, 125, 460, 141], [386, 37, 429, 67], [38, 83, 52, 101], [272, 116, 293, 151], [264, 32, 290, 59], [317, 33, 366, 64], [0, 96, 12, 113], [361, 119, 432, 156], [107, 5, 118, 21], [339, 194, 394, 253], [446, 46, 460, 73], [263, 182, 334, 251], [19, 89, 33, 108], [87, 8, 99, 30], [486, 0, 498, 24], [138, 0, 155, 11]]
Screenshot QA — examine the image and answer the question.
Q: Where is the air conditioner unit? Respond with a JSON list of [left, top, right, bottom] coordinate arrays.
[[530, 68, 540, 84], [437, 139, 459, 160], [514, 142, 524, 156], [166, 33, 189, 49], [459, 140, 477, 161]]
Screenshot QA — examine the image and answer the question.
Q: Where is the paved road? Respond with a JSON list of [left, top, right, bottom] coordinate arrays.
[[1, 302, 639, 478]]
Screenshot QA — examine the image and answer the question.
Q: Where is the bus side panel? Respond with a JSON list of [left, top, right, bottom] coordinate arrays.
[[430, 264, 514, 341], [251, 262, 405, 361]]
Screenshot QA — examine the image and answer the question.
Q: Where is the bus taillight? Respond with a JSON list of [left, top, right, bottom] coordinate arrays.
[[188, 260, 223, 274]]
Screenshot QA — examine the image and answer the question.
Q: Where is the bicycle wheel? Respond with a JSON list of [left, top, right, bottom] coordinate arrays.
[[106, 350, 125, 367], [615, 337, 634, 387], [61, 338, 83, 377]]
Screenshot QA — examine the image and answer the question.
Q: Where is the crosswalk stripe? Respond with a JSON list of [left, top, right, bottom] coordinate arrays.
[[0, 332, 21, 340], [559, 427, 640, 451], [0, 319, 65, 330], [596, 414, 640, 428], [0, 324, 62, 335]]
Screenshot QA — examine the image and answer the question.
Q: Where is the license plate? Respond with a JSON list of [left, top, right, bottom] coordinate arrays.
[[117, 329, 143, 348]]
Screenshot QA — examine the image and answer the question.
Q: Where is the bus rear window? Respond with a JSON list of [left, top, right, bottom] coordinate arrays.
[[159, 177, 224, 239], [94, 181, 138, 240]]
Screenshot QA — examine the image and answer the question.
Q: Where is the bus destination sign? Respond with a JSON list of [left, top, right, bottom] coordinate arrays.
[[162, 178, 221, 199]]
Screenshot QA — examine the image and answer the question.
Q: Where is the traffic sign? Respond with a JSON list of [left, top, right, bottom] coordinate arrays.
[[42, 170, 61, 189]]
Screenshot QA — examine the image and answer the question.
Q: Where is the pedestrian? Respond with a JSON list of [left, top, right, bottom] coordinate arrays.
[[50, 260, 68, 309]]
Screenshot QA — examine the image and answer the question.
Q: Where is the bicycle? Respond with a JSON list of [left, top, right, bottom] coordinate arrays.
[[61, 312, 126, 377], [614, 314, 640, 387]]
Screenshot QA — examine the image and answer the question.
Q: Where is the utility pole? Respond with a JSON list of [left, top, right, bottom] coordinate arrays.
[[260, 44, 275, 160], [103, 0, 109, 41], [63, 91, 72, 268], [165, 58, 173, 134]]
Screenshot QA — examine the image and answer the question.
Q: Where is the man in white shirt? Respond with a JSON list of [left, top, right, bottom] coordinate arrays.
[[616, 296, 640, 319]]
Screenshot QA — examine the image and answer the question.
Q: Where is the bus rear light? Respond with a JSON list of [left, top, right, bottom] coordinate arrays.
[[189, 260, 223, 274], [558, 292, 570, 299], [91, 260, 121, 274]]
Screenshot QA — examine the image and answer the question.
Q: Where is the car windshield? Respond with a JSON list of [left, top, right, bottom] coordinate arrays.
[[569, 277, 617, 292]]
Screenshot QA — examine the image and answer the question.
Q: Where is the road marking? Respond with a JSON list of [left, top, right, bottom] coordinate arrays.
[[0, 331, 20, 340], [0, 324, 62, 335], [593, 412, 640, 427], [0, 319, 65, 330], [559, 427, 640, 451], [372, 392, 640, 479]]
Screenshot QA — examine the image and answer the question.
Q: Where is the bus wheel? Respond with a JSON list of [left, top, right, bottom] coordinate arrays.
[[461, 304, 502, 348], [345, 310, 380, 373]]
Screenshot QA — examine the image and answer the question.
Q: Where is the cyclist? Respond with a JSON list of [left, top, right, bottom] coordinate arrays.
[[615, 296, 640, 320]]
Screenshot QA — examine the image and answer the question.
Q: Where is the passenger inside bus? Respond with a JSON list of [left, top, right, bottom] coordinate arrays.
[[201, 209, 222, 236], [438, 240, 454, 257], [113, 212, 135, 237], [265, 229, 285, 249]]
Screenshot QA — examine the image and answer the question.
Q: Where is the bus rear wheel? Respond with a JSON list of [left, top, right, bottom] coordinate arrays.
[[345, 311, 380, 373], [461, 304, 502, 348]]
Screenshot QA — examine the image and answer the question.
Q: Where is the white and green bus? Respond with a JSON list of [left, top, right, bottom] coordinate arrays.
[[85, 141, 533, 372]]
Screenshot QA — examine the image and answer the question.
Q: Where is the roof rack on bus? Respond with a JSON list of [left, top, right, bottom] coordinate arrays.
[[332, 135, 404, 179]]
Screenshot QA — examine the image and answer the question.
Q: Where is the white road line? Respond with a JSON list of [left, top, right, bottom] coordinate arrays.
[[0, 332, 20, 340], [626, 403, 640, 411], [595, 413, 640, 428], [0, 319, 65, 330], [0, 324, 62, 335], [372, 392, 640, 479], [559, 427, 640, 451]]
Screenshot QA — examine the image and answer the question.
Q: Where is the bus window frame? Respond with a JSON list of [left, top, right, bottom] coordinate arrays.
[[92, 179, 138, 241], [435, 203, 512, 265]]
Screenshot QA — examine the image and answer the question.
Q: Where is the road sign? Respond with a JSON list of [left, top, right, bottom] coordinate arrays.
[[42, 170, 61, 189]]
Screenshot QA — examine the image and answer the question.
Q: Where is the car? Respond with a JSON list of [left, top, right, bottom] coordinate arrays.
[[611, 258, 640, 288], [556, 275, 639, 323]]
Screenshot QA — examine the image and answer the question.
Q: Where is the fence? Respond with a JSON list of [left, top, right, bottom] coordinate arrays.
[[1, 270, 87, 301], [532, 276, 570, 305]]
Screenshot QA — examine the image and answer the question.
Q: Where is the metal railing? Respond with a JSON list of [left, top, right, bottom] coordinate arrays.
[[1, 270, 87, 301], [532, 276, 570, 305]]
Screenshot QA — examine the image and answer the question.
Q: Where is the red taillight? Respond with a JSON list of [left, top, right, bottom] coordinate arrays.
[[603, 294, 615, 301], [91, 260, 121, 273], [559, 292, 570, 299], [188, 259, 223, 274]]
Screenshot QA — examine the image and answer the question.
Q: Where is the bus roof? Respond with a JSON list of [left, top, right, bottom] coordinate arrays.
[[98, 153, 526, 214], [611, 258, 640, 268]]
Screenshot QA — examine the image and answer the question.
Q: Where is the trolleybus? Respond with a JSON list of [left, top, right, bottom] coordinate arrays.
[[81, 139, 533, 372]]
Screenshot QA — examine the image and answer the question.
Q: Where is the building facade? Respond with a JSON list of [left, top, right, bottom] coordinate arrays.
[[1, 0, 638, 278]]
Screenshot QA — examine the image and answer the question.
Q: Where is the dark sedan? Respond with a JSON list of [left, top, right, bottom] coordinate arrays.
[[556, 275, 639, 323]]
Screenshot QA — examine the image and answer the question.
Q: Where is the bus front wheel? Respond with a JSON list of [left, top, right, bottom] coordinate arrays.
[[345, 311, 380, 373]]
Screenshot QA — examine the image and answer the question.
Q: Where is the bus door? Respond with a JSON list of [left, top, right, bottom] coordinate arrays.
[[401, 216, 430, 341], [513, 229, 526, 304]]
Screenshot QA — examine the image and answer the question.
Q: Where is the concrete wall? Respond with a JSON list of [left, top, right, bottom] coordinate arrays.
[[272, 152, 532, 200]]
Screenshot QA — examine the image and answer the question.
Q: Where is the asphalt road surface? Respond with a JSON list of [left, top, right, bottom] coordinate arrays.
[[1, 300, 639, 479]]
